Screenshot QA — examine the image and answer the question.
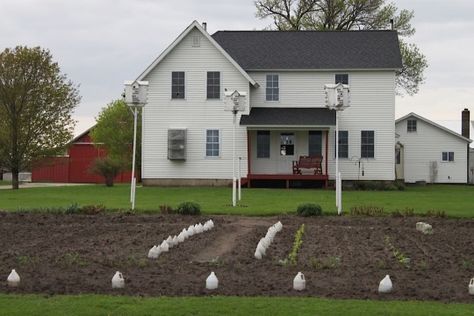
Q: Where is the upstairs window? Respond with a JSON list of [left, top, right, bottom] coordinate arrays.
[[266, 74, 279, 101], [407, 119, 417, 132], [206, 129, 220, 157], [335, 74, 349, 85], [207, 72, 220, 99], [442, 151, 454, 162], [171, 72, 185, 99], [257, 131, 270, 158], [361, 130, 374, 158]]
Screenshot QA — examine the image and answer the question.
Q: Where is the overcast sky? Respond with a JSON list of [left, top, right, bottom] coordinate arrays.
[[1, 0, 473, 136]]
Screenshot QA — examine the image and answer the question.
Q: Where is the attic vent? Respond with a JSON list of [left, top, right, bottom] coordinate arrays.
[[192, 35, 201, 47], [168, 129, 187, 160]]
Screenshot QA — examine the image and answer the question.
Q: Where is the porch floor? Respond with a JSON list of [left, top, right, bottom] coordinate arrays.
[[246, 173, 328, 188]]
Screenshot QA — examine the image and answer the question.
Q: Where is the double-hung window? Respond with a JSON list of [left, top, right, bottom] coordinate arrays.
[[207, 72, 220, 99], [407, 119, 417, 132], [257, 131, 270, 158], [335, 74, 349, 85], [171, 72, 185, 99], [336, 131, 349, 158], [206, 129, 219, 157], [361, 130, 374, 158], [442, 151, 454, 162], [266, 74, 279, 101]]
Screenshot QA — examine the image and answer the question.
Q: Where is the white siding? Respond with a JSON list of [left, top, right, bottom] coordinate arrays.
[[142, 28, 249, 180], [249, 71, 396, 180], [396, 118, 468, 183]]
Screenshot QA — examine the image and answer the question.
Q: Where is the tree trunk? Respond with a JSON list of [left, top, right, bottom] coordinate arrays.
[[105, 175, 114, 187], [12, 168, 19, 190]]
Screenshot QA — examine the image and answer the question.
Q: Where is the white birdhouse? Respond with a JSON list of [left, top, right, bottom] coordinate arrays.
[[124, 80, 149, 106], [324, 83, 350, 110], [224, 90, 247, 112]]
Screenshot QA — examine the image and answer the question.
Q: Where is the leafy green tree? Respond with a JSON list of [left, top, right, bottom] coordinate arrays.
[[0, 46, 80, 189], [90, 99, 140, 185], [255, 0, 428, 95]]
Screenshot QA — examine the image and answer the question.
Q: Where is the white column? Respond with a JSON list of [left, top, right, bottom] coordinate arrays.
[[335, 110, 339, 209], [131, 107, 138, 210], [232, 111, 237, 207]]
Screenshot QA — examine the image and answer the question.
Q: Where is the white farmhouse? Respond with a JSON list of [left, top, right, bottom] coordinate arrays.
[[395, 110, 472, 184], [136, 21, 403, 187]]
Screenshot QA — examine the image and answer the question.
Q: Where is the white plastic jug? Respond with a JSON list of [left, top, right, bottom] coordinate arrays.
[[254, 248, 263, 260], [256, 243, 266, 256], [172, 235, 179, 246], [148, 245, 161, 259], [293, 272, 306, 291], [7, 269, 20, 287], [177, 232, 185, 243], [166, 236, 174, 247], [275, 221, 283, 232], [469, 278, 474, 295], [112, 271, 125, 289], [182, 228, 189, 239], [208, 220, 214, 229], [160, 240, 169, 252], [378, 275, 393, 293], [188, 225, 195, 236], [206, 272, 218, 290]]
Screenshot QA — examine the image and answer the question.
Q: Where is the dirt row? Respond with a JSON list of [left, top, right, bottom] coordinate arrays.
[[0, 212, 473, 302]]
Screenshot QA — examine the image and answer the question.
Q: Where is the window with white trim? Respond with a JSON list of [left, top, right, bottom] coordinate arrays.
[[207, 72, 220, 99], [361, 130, 374, 158], [266, 74, 279, 101], [407, 119, 417, 132], [335, 130, 349, 158], [171, 72, 185, 99], [335, 74, 349, 85], [206, 129, 219, 157], [442, 151, 454, 162], [257, 131, 270, 158]]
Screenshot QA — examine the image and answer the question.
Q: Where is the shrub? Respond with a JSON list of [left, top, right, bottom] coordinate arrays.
[[296, 203, 322, 217], [176, 202, 201, 215], [89, 157, 125, 187], [391, 207, 415, 217], [353, 180, 401, 191]]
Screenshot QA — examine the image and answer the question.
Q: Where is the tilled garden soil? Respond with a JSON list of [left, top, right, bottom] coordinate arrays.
[[0, 212, 473, 302]]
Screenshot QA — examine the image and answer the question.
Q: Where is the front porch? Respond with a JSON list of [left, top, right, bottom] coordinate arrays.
[[241, 108, 335, 188]]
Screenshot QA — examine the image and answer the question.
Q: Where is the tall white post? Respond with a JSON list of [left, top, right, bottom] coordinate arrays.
[[335, 110, 339, 209], [232, 111, 237, 207], [130, 107, 138, 210], [238, 157, 242, 201]]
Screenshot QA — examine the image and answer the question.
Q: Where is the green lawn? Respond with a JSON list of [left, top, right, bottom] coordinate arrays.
[[0, 294, 472, 316], [0, 180, 11, 185], [0, 184, 473, 217]]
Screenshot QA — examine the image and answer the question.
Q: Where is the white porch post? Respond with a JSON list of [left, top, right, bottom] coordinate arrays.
[[335, 110, 339, 209], [232, 110, 237, 207]]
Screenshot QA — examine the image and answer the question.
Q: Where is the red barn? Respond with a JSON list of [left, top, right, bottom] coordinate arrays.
[[32, 127, 133, 183]]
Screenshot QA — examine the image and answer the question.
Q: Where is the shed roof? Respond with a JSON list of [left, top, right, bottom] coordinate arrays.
[[212, 30, 402, 70]]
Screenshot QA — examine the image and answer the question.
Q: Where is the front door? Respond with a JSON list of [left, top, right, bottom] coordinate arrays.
[[395, 143, 404, 180], [278, 132, 295, 173]]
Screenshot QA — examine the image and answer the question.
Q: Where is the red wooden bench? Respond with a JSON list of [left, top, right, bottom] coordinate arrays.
[[292, 155, 323, 175]]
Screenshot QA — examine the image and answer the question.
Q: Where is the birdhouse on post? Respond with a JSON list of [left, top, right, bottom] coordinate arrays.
[[124, 80, 149, 107], [324, 83, 350, 110]]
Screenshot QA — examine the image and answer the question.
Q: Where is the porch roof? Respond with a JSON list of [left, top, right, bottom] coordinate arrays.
[[240, 108, 335, 127]]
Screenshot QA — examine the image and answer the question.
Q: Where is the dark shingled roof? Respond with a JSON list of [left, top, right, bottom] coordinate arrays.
[[240, 108, 335, 126], [212, 30, 402, 70]]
